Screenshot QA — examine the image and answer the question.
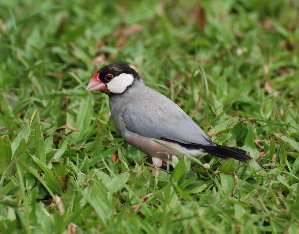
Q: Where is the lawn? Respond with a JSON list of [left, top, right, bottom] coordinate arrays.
[[1, 0, 299, 233]]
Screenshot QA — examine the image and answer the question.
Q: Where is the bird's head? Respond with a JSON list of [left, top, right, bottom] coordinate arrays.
[[86, 63, 140, 94]]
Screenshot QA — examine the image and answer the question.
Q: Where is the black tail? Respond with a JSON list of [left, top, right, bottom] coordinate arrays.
[[200, 145, 252, 162]]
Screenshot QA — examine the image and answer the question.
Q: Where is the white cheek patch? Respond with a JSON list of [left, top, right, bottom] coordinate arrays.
[[107, 73, 134, 93]]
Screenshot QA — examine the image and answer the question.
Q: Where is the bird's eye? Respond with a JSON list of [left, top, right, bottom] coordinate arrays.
[[105, 74, 114, 82]]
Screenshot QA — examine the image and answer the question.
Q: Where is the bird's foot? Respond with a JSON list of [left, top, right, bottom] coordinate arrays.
[[152, 157, 163, 167]]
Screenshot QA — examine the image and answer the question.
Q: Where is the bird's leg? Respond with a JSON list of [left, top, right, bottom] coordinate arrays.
[[152, 157, 163, 167]]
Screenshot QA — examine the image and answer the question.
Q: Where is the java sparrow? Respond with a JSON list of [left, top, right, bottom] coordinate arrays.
[[86, 63, 252, 167]]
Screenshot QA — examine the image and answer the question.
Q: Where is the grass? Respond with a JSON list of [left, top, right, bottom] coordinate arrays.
[[0, 0, 299, 233]]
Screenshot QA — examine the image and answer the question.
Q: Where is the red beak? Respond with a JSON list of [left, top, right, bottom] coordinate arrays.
[[86, 73, 107, 91]]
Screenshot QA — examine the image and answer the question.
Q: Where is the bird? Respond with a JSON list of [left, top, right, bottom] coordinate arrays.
[[86, 63, 252, 167]]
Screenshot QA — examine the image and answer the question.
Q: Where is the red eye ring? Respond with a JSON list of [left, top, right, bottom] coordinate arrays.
[[106, 74, 114, 81]]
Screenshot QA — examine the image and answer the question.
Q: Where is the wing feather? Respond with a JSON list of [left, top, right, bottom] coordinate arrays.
[[123, 100, 211, 145]]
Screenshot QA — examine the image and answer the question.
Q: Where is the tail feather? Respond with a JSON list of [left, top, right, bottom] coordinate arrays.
[[200, 145, 252, 162], [223, 146, 247, 154], [160, 137, 252, 162]]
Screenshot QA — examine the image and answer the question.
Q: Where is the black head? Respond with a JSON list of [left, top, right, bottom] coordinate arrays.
[[86, 63, 140, 94], [97, 63, 140, 83]]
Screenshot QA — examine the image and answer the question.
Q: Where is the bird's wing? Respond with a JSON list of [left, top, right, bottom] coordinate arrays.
[[122, 98, 212, 145]]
